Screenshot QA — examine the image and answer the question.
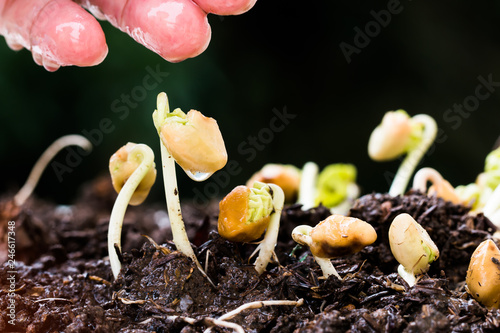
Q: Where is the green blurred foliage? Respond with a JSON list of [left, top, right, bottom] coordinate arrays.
[[0, 0, 499, 205]]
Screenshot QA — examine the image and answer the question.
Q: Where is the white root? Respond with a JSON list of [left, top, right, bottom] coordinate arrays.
[[203, 298, 304, 333], [254, 184, 285, 274]]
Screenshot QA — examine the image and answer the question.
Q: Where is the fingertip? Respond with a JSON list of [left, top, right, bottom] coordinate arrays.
[[193, 0, 257, 15], [122, 0, 211, 62], [4, 37, 24, 51], [30, 0, 108, 68]]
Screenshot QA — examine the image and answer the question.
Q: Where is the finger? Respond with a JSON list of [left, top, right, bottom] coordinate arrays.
[[80, 0, 211, 63], [192, 0, 257, 16], [0, 0, 107, 71]]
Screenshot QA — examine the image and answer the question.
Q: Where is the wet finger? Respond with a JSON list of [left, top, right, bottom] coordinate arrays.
[[192, 0, 257, 16], [81, 0, 211, 63], [1, 0, 108, 71]]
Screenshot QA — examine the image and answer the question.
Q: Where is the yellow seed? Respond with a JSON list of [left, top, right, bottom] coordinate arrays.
[[466, 239, 500, 309]]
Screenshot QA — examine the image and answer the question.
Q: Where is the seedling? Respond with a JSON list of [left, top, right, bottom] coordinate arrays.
[[483, 185, 500, 235], [246, 164, 301, 203], [108, 143, 156, 279], [465, 239, 500, 309], [14, 134, 92, 206], [297, 161, 319, 210], [412, 167, 462, 204], [218, 181, 285, 274], [315, 163, 359, 215], [292, 215, 377, 279], [153, 92, 227, 278], [296, 162, 359, 214], [368, 110, 437, 196], [456, 146, 500, 212], [388, 213, 439, 287]]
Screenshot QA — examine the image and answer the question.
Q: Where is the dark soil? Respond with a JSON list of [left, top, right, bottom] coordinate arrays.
[[1, 177, 500, 332]]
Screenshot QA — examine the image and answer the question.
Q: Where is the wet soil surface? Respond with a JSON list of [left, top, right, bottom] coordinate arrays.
[[1, 178, 500, 332]]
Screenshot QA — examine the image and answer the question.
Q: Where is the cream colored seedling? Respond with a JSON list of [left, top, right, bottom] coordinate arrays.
[[14, 134, 92, 206], [368, 110, 437, 197], [388, 213, 439, 287], [108, 143, 156, 279], [153, 92, 227, 284]]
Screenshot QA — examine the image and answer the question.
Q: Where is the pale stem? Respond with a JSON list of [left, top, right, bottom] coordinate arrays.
[[14, 134, 92, 206], [314, 256, 341, 280], [291, 225, 341, 280], [412, 167, 442, 193], [160, 143, 203, 269], [297, 161, 319, 210], [254, 184, 285, 275], [397, 264, 417, 287], [108, 144, 154, 279], [389, 114, 437, 197]]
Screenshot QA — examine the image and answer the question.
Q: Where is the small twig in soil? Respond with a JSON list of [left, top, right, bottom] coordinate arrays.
[[88, 275, 112, 286], [181, 267, 195, 290], [33, 298, 73, 303], [320, 300, 327, 312], [360, 290, 390, 304], [1, 284, 25, 294], [143, 234, 171, 255], [205, 249, 211, 273], [385, 277, 405, 292], [118, 297, 147, 305]]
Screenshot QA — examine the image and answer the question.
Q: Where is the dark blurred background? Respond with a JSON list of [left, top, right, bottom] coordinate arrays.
[[1, 0, 499, 205]]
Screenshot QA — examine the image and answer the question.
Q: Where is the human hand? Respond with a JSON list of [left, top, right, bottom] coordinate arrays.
[[0, 0, 257, 71]]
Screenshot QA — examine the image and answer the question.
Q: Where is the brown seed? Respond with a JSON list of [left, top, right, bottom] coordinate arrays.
[[309, 215, 377, 259]]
